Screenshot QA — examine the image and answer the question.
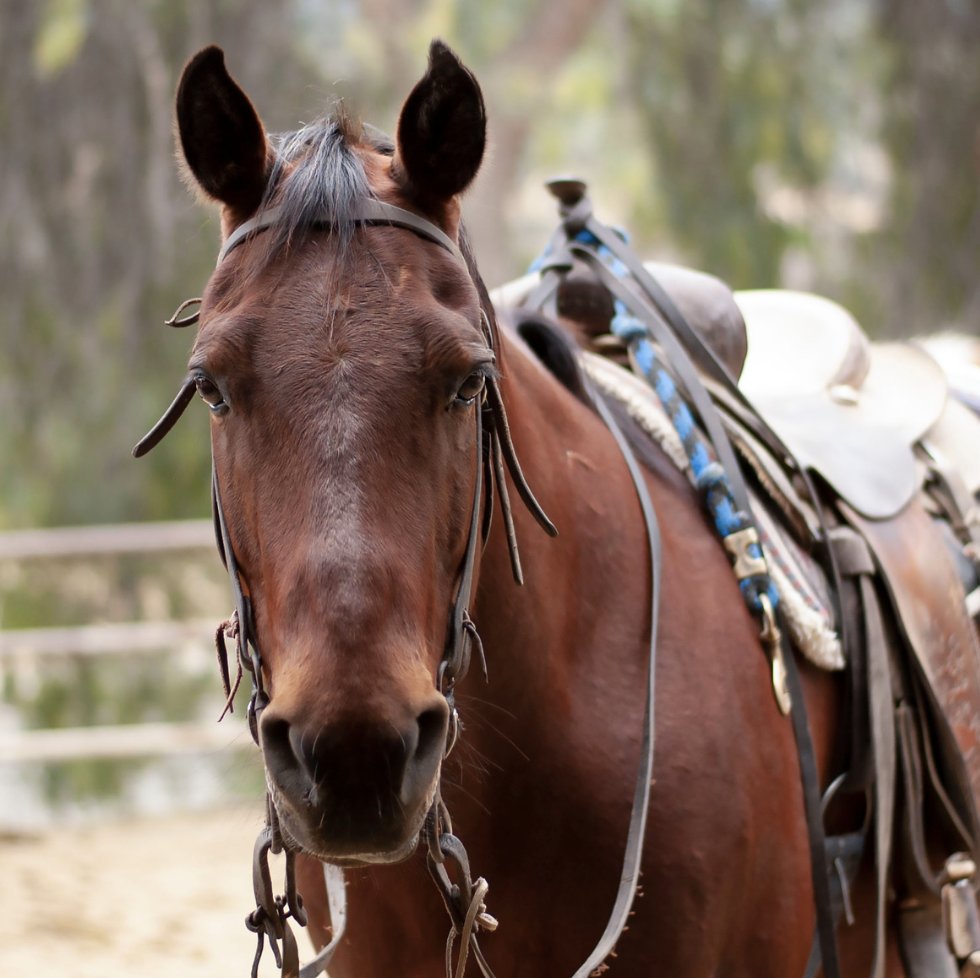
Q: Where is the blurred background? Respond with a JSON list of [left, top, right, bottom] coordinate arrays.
[[4, 0, 980, 535], [1, 0, 978, 882]]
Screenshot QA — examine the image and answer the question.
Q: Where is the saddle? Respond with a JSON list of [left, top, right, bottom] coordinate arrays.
[[736, 291, 948, 519], [495, 189, 980, 977]]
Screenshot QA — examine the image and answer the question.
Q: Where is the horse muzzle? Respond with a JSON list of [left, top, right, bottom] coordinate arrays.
[[258, 696, 450, 861]]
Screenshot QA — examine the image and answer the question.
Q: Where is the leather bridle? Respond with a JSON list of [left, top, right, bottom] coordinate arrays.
[[136, 198, 665, 978]]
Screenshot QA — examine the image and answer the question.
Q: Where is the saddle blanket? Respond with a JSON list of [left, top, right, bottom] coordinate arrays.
[[582, 351, 844, 671]]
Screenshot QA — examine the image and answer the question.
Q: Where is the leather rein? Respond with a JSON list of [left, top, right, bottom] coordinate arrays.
[[134, 197, 661, 978]]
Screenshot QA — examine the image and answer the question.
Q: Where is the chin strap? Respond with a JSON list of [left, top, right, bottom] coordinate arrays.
[[245, 797, 349, 978], [424, 793, 499, 978]]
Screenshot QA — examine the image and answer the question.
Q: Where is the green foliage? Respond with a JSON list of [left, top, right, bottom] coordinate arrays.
[[859, 0, 980, 335], [2, 0, 978, 533], [624, 0, 843, 286], [33, 0, 88, 79]]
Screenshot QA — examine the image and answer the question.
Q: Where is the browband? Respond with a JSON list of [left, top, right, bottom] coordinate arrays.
[[134, 198, 469, 459], [217, 198, 467, 267]]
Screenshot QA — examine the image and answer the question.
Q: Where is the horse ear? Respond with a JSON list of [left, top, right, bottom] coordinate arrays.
[[175, 46, 269, 216], [393, 40, 486, 205]]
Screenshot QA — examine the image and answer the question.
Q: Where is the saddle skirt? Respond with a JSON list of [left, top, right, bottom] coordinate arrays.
[[735, 289, 949, 520]]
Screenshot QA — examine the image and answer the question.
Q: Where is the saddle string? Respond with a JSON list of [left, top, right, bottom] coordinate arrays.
[[554, 195, 849, 665]]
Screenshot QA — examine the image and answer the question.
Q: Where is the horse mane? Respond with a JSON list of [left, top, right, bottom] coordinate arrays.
[[507, 309, 688, 485], [255, 111, 393, 261], [510, 310, 591, 405]]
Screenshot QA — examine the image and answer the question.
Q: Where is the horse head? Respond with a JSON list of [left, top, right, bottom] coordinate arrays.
[[174, 42, 498, 865]]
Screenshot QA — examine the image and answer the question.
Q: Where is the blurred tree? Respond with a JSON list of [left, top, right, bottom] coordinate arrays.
[[622, 0, 979, 338], [319, 0, 612, 282], [2, 0, 978, 533], [622, 0, 849, 287], [0, 0, 610, 529], [867, 0, 980, 335], [0, 0, 319, 528]]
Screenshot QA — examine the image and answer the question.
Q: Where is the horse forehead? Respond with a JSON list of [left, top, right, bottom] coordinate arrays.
[[252, 263, 478, 370], [195, 218, 483, 404]]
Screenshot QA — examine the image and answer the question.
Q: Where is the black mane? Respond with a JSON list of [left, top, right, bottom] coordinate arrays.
[[258, 115, 393, 259], [249, 112, 597, 424]]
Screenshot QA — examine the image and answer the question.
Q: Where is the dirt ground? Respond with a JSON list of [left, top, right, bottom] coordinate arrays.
[[0, 806, 317, 978]]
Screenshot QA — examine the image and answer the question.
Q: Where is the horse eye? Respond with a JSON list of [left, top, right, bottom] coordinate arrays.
[[454, 371, 487, 406], [195, 376, 227, 414]]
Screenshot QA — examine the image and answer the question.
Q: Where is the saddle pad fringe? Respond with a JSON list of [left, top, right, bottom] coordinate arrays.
[[583, 352, 844, 671]]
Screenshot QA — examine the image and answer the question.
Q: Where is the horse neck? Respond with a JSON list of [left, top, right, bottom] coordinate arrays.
[[472, 326, 651, 698]]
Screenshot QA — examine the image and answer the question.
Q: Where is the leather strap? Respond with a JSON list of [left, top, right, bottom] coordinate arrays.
[[217, 199, 467, 267], [577, 388, 661, 977], [554, 198, 849, 658], [428, 384, 663, 978], [802, 828, 868, 978], [833, 528, 895, 978], [529, 193, 844, 978], [297, 864, 348, 978], [569, 245, 754, 516], [442, 404, 485, 695], [775, 625, 843, 978], [899, 901, 960, 978], [131, 378, 195, 458]]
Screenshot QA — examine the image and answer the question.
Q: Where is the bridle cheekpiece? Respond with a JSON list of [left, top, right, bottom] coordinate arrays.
[[134, 197, 556, 978]]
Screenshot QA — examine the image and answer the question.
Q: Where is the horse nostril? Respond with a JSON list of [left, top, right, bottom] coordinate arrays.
[[416, 706, 448, 766], [260, 716, 299, 777], [260, 703, 449, 817], [399, 705, 449, 806]]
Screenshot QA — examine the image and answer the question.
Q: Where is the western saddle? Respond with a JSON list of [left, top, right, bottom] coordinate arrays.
[[492, 184, 980, 978]]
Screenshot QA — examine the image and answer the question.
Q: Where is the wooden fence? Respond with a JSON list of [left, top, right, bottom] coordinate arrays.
[[0, 520, 250, 763]]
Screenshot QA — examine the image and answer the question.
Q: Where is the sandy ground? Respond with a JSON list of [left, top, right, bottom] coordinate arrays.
[[0, 806, 315, 978]]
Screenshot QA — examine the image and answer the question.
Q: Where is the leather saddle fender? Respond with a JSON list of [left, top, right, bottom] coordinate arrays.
[[842, 498, 980, 845]]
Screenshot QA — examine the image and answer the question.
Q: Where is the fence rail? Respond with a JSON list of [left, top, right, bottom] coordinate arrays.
[[0, 519, 214, 560], [1, 521, 232, 766], [0, 720, 250, 764], [0, 619, 217, 658]]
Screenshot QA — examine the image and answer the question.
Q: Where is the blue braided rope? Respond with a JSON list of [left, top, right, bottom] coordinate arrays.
[[613, 302, 779, 613], [530, 229, 779, 616]]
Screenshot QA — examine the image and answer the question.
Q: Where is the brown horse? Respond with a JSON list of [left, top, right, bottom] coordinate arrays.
[[157, 41, 919, 978]]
